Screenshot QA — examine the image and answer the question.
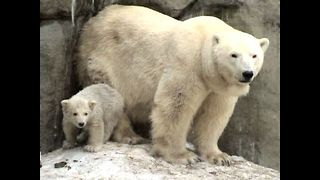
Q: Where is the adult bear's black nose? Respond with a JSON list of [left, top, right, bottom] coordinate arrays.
[[78, 122, 84, 127], [242, 71, 253, 80]]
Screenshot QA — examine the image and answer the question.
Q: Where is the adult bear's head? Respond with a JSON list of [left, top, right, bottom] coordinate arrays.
[[202, 30, 269, 96]]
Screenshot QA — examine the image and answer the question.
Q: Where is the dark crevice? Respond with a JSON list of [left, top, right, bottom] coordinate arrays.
[[176, 0, 199, 20]]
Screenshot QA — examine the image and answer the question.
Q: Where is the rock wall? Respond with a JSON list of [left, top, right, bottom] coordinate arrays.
[[40, 0, 280, 170], [40, 3, 88, 152]]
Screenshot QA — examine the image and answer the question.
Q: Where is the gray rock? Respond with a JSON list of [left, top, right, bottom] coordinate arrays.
[[94, 0, 196, 18], [147, 0, 196, 17], [200, 0, 244, 7], [40, 0, 93, 19], [40, 18, 85, 153], [40, 142, 280, 179]]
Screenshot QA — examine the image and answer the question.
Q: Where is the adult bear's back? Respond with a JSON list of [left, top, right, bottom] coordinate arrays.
[[75, 5, 181, 123]]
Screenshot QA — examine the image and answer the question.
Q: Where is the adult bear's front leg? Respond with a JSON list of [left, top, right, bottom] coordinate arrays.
[[192, 93, 238, 166], [150, 73, 208, 164]]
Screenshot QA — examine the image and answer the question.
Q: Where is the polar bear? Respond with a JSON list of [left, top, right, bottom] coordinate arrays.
[[61, 84, 126, 152], [75, 5, 269, 164]]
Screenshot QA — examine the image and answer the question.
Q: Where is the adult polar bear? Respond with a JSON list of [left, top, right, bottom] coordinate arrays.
[[76, 5, 269, 165]]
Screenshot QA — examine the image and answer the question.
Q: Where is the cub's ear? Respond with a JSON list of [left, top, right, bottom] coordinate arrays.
[[259, 38, 270, 52], [61, 100, 69, 107], [88, 100, 97, 110]]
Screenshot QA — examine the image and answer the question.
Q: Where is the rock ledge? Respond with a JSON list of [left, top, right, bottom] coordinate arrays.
[[40, 142, 280, 180]]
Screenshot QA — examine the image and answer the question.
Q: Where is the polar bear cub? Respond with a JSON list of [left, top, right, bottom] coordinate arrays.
[[61, 84, 124, 152]]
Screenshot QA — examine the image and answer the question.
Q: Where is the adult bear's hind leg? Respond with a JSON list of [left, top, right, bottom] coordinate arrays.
[[111, 113, 146, 145]]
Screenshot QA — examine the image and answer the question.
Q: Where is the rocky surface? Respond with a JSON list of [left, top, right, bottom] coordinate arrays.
[[96, 0, 196, 18], [40, 0, 93, 19], [40, 142, 280, 180], [40, 21, 72, 153], [40, 18, 85, 153]]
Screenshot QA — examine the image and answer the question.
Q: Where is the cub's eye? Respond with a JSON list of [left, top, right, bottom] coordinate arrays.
[[252, 55, 257, 58], [73, 113, 78, 116], [84, 113, 88, 116], [231, 54, 238, 58]]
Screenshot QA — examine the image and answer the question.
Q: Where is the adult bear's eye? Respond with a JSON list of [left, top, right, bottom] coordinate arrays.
[[73, 113, 77, 116], [84, 113, 88, 116], [252, 54, 257, 58], [231, 54, 238, 58]]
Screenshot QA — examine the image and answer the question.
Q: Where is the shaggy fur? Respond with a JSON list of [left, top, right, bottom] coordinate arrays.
[[75, 5, 269, 164], [61, 84, 126, 152]]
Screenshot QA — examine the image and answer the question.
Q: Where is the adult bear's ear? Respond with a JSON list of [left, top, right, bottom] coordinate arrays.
[[259, 38, 270, 52], [88, 100, 97, 110], [212, 35, 220, 46]]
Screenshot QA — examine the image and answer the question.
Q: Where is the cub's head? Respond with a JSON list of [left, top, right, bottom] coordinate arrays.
[[61, 98, 96, 128], [203, 31, 269, 93]]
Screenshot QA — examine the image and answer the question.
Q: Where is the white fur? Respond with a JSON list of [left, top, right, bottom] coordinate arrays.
[[61, 84, 124, 152]]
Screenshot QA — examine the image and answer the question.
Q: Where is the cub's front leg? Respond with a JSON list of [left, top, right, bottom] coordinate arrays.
[[151, 73, 208, 164], [84, 120, 104, 152], [192, 93, 238, 166], [62, 121, 79, 149]]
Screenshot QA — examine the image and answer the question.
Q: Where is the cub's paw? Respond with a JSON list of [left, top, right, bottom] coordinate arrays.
[[84, 145, 102, 152], [152, 148, 201, 164], [62, 141, 75, 149], [202, 152, 231, 166]]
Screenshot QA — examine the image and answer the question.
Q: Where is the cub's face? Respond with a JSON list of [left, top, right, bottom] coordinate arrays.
[[212, 32, 269, 86], [61, 98, 96, 128]]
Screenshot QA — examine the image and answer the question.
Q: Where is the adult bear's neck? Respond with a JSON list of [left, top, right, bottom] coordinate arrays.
[[201, 73, 250, 97]]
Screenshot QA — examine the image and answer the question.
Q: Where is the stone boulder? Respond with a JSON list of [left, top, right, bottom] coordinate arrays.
[[92, 0, 195, 18], [40, 18, 84, 153], [40, 0, 93, 19]]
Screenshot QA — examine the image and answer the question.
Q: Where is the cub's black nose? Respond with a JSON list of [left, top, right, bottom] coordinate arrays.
[[78, 122, 84, 127], [242, 71, 253, 80]]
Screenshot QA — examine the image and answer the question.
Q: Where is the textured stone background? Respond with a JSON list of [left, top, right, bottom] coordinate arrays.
[[40, 0, 280, 170]]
